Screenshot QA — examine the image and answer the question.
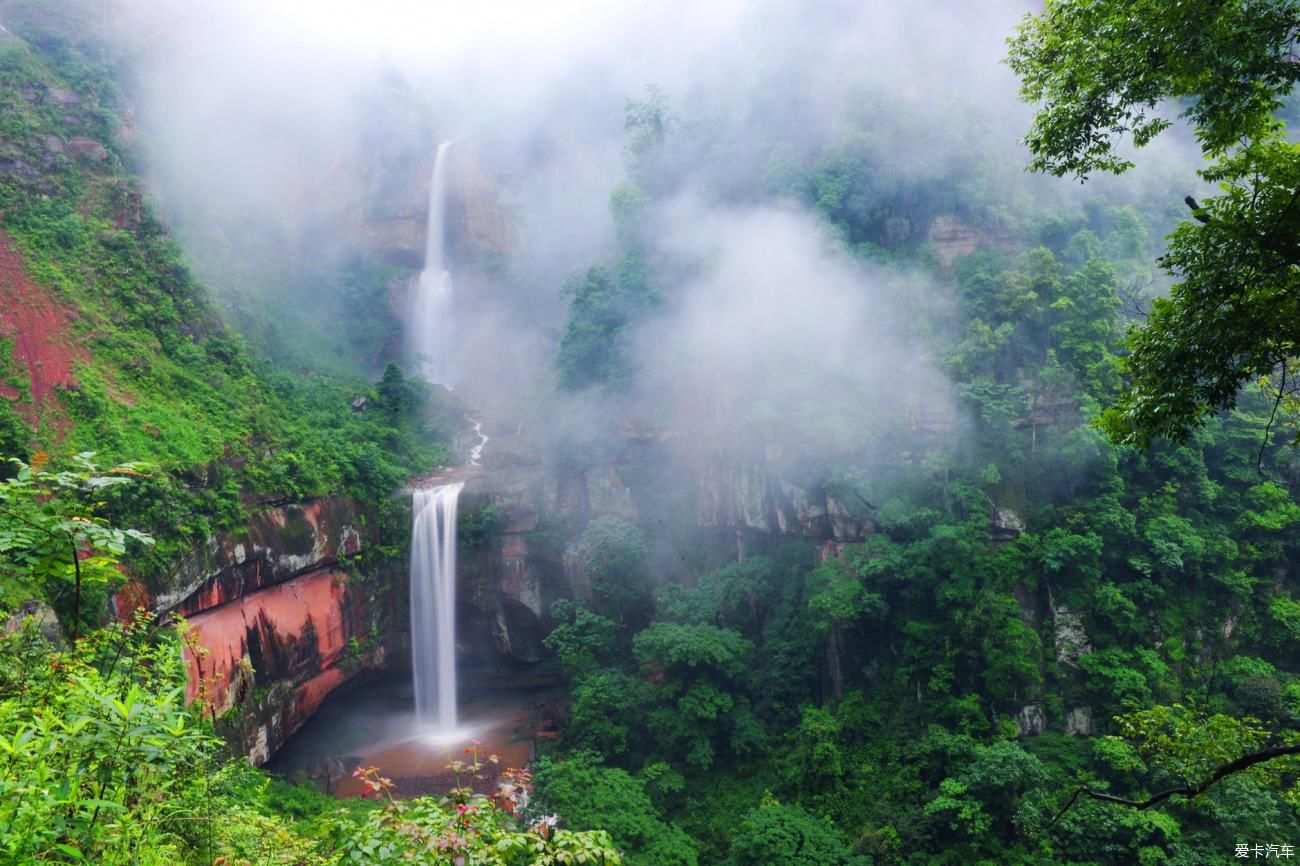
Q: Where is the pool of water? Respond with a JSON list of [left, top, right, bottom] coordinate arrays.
[[266, 672, 562, 798]]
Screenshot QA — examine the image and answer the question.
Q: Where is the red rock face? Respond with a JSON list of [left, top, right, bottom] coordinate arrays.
[[184, 569, 344, 705], [168, 496, 394, 765], [182, 567, 375, 764]]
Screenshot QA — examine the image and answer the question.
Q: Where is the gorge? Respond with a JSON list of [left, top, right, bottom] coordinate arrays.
[[3, 1, 1300, 863]]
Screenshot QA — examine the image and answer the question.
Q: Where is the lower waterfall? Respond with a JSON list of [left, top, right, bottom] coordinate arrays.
[[409, 482, 464, 733]]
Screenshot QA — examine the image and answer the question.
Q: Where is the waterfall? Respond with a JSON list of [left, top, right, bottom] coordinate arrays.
[[409, 482, 464, 732], [410, 141, 456, 387]]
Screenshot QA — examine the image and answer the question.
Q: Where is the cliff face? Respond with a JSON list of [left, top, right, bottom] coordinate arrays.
[[443, 420, 886, 679], [159, 497, 402, 765]]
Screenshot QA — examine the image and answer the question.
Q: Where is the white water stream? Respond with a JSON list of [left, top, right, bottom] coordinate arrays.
[[469, 416, 489, 465], [409, 482, 464, 733]]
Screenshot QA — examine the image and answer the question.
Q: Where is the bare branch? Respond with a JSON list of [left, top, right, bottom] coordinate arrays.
[[1051, 742, 1300, 824], [1259, 362, 1289, 476]]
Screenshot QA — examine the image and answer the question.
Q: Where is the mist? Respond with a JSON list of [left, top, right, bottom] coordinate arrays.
[[101, 0, 1206, 474]]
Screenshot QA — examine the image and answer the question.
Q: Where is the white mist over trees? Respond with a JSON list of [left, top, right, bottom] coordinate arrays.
[[108, 0, 1199, 426]]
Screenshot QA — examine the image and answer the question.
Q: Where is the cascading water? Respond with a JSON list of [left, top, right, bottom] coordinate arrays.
[[410, 141, 457, 387], [409, 482, 464, 733], [468, 415, 489, 465]]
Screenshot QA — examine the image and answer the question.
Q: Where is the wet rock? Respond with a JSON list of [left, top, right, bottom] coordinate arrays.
[[1064, 706, 1092, 736], [3, 599, 63, 649], [157, 497, 365, 616], [927, 214, 1015, 268], [585, 465, 638, 521], [826, 493, 868, 541], [989, 501, 1024, 543], [448, 146, 517, 258], [360, 218, 423, 267], [1054, 605, 1092, 666], [182, 568, 378, 764], [491, 598, 545, 663], [698, 461, 867, 541], [166, 495, 397, 765], [1015, 704, 1046, 736]]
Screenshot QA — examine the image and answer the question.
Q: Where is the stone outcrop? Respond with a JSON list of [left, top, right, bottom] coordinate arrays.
[[697, 462, 870, 542], [184, 568, 366, 764], [156, 497, 364, 617], [927, 215, 1016, 268], [1053, 605, 1092, 667], [439, 417, 883, 675], [357, 143, 516, 272], [988, 500, 1024, 544], [455, 445, 580, 672], [1015, 704, 1047, 736], [1064, 706, 1093, 737], [447, 146, 517, 259]]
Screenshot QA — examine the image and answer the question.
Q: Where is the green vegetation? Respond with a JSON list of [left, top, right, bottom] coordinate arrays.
[[1009, 0, 1300, 447], [0, 10, 450, 589], [531, 31, 1300, 863], [0, 439, 607, 863], [0, 614, 621, 864], [0, 453, 153, 636]]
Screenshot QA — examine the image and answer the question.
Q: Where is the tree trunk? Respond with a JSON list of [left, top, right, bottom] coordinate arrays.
[[69, 535, 81, 641], [827, 624, 844, 700]]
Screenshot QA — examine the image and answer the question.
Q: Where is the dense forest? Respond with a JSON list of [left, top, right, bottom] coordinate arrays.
[[3, 0, 1300, 864]]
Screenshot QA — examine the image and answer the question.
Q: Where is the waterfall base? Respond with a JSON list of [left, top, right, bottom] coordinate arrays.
[[266, 673, 557, 798]]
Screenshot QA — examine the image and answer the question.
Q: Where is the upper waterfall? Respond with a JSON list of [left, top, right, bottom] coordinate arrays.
[[410, 141, 457, 387]]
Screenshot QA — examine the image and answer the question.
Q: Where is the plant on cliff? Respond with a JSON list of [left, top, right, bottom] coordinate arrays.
[[334, 763, 623, 865], [529, 751, 696, 866], [0, 452, 154, 637], [579, 516, 653, 624]]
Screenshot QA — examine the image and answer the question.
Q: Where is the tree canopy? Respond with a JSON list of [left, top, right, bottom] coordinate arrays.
[[1009, 0, 1300, 447]]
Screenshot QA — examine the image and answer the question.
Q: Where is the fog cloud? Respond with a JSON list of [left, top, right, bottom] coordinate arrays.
[[91, 0, 1207, 470]]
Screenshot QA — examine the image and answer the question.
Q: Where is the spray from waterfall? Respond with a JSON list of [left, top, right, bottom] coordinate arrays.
[[409, 482, 464, 733], [410, 141, 456, 386]]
